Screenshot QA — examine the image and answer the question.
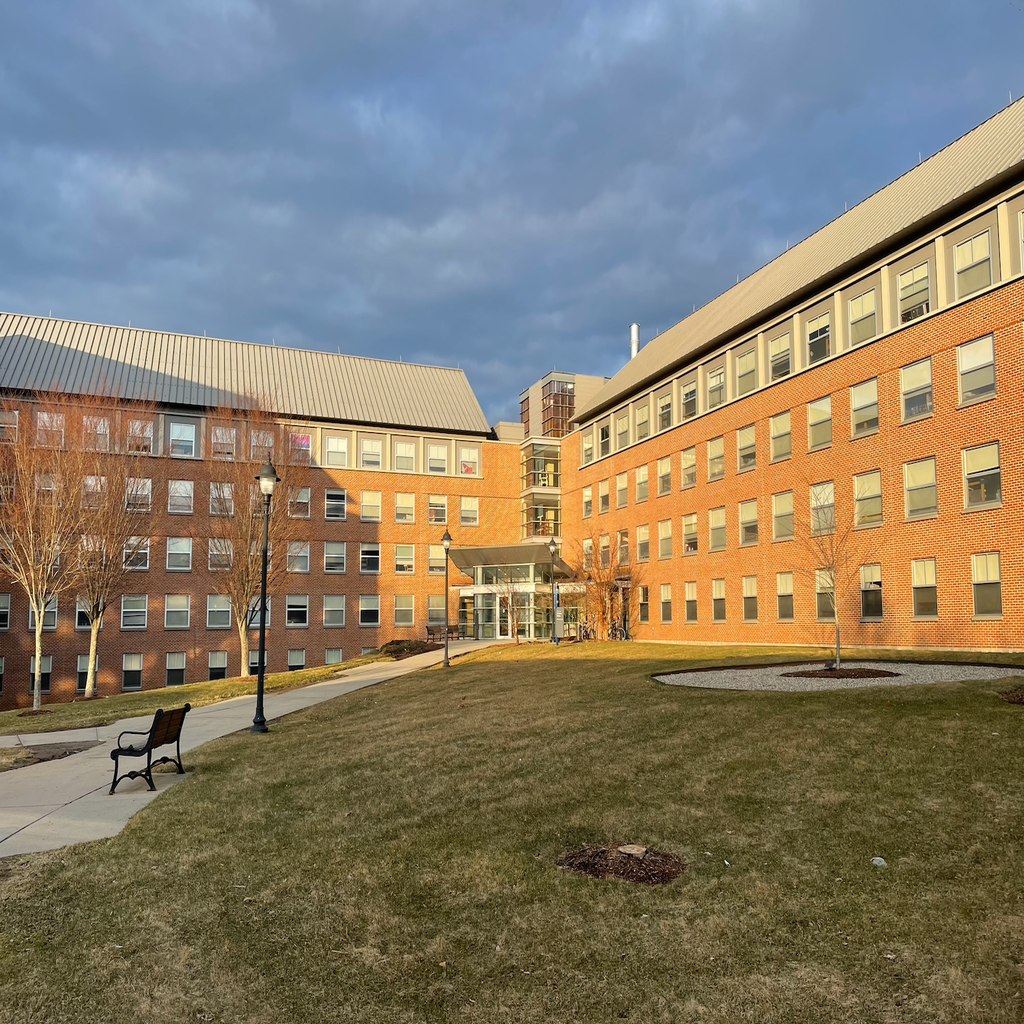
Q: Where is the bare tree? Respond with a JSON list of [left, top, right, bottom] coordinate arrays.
[[494, 566, 530, 644], [564, 534, 645, 640]]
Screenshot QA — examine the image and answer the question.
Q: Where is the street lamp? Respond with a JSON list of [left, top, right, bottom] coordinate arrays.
[[251, 458, 280, 734], [441, 528, 453, 668], [548, 537, 558, 645]]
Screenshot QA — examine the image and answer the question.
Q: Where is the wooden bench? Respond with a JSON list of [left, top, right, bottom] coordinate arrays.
[[426, 625, 461, 643], [109, 704, 191, 795]]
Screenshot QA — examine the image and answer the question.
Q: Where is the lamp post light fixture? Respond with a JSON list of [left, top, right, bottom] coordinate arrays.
[[441, 528, 453, 668], [251, 458, 280, 734], [548, 537, 558, 645]]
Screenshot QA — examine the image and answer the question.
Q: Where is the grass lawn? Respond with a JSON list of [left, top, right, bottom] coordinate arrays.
[[1, 641, 1023, 1023]]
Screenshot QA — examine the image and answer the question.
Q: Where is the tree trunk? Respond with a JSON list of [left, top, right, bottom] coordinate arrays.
[[237, 617, 250, 676], [33, 612, 43, 711], [85, 616, 101, 698]]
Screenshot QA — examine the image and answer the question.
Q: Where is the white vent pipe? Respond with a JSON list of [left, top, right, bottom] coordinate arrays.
[[630, 323, 640, 360]]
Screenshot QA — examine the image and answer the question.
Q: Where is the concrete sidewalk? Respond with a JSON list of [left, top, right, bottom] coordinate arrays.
[[0, 639, 499, 858]]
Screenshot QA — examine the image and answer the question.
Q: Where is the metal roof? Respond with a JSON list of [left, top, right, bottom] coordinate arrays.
[[448, 541, 573, 577], [0, 314, 493, 435], [577, 98, 1024, 423]]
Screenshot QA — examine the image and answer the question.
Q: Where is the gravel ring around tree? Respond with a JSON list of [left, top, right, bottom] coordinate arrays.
[[655, 661, 1023, 692]]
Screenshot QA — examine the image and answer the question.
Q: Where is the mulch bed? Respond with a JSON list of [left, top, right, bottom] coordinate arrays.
[[557, 844, 686, 885], [16, 709, 55, 717], [377, 640, 443, 661], [0, 741, 100, 773], [1000, 685, 1024, 705], [781, 668, 900, 679]]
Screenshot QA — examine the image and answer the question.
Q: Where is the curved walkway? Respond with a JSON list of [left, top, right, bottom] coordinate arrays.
[[0, 640, 503, 859]]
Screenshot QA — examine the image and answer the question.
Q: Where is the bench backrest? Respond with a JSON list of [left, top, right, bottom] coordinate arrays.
[[149, 704, 191, 748]]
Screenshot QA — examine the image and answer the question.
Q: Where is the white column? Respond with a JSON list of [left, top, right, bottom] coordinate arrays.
[[878, 264, 892, 335], [833, 289, 846, 352], [934, 234, 947, 308], [997, 201, 1013, 281]]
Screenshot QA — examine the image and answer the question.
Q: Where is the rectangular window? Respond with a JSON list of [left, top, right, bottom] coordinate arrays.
[[681, 381, 697, 420], [83, 415, 110, 453], [849, 289, 876, 346], [427, 444, 448, 474], [394, 441, 415, 472], [427, 596, 446, 627], [81, 475, 106, 510], [207, 595, 231, 629], [394, 595, 414, 627], [638, 586, 649, 624], [771, 411, 791, 461], [713, 579, 726, 622], [912, 559, 938, 617], [777, 573, 794, 620], [76, 654, 97, 692], [810, 482, 835, 535], [325, 489, 347, 521], [461, 496, 479, 526], [0, 593, 9, 630], [28, 655, 51, 693], [361, 438, 382, 469], [657, 394, 672, 432], [164, 595, 190, 629], [904, 458, 938, 519], [658, 520, 672, 559], [124, 537, 149, 571], [706, 367, 725, 409], [428, 545, 446, 573], [599, 423, 611, 456], [210, 482, 234, 516], [807, 313, 831, 363], [127, 419, 153, 454], [958, 336, 996, 404], [681, 447, 696, 489], [635, 405, 650, 441], [288, 432, 311, 465], [816, 569, 835, 620], [0, 411, 16, 446], [617, 529, 629, 566], [707, 437, 724, 481], [125, 477, 152, 513], [955, 230, 992, 298], [360, 543, 381, 574], [808, 397, 832, 449], [599, 534, 611, 569], [36, 411, 64, 448], [685, 581, 697, 622], [657, 457, 671, 496], [901, 358, 933, 421], [246, 596, 270, 630], [742, 576, 758, 621], [599, 479, 610, 514], [287, 541, 310, 574], [739, 499, 758, 546], [963, 442, 1001, 509], [635, 466, 648, 502], [286, 595, 309, 627], [360, 490, 382, 522], [122, 653, 142, 691], [248, 650, 268, 673], [972, 552, 1002, 616], [854, 470, 883, 527], [737, 425, 756, 472], [166, 537, 192, 571], [324, 595, 346, 628], [395, 544, 415, 574], [325, 435, 348, 468], [168, 480, 194, 514], [388, 492, 414, 525], [324, 541, 347, 574], [169, 422, 196, 458], [582, 485, 592, 518], [899, 262, 930, 322], [250, 428, 274, 464], [582, 432, 594, 466], [166, 652, 186, 687], [616, 413, 630, 450], [427, 495, 447, 524], [660, 584, 672, 623], [773, 491, 794, 541], [736, 349, 756, 396], [359, 596, 381, 627], [851, 379, 879, 436], [683, 513, 697, 554], [582, 539, 594, 571], [211, 425, 235, 460], [616, 473, 628, 508], [861, 564, 882, 619], [287, 650, 306, 672], [289, 486, 311, 519], [325, 649, 343, 667], [709, 507, 726, 551], [637, 525, 649, 562], [29, 597, 58, 631], [209, 651, 228, 680], [770, 333, 791, 380], [459, 447, 479, 476]]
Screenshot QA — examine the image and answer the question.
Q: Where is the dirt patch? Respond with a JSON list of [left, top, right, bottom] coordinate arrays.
[[377, 640, 443, 661], [0, 741, 101, 773], [781, 668, 900, 679], [557, 844, 686, 885], [17, 709, 55, 718], [1000, 685, 1024, 705]]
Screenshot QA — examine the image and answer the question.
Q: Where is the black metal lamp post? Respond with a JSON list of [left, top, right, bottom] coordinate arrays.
[[441, 528, 452, 668], [548, 537, 557, 644], [251, 458, 280, 734]]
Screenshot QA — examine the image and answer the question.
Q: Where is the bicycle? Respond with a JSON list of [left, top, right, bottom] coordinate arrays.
[[578, 621, 597, 641], [608, 623, 630, 642]]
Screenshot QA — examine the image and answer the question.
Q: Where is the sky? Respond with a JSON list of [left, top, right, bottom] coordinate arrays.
[[1, 2, 1022, 424]]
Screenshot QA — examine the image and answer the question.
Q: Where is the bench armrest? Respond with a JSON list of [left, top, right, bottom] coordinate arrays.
[[115, 728, 151, 749]]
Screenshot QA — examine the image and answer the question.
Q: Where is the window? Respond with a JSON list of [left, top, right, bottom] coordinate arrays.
[[582, 486, 592, 518], [849, 289, 876, 345], [635, 405, 650, 441], [325, 435, 348, 468], [861, 564, 882, 619], [816, 570, 835, 620], [742, 577, 758, 621], [28, 654, 52, 693], [428, 545, 446, 573], [736, 349, 756, 396], [77, 654, 97, 692], [773, 491, 794, 541], [81, 475, 107, 510], [683, 513, 698, 554], [361, 438, 382, 469], [286, 595, 309, 627], [427, 444, 448, 474], [166, 537, 192, 571], [707, 437, 724, 481], [681, 381, 697, 420], [681, 447, 696, 488], [658, 520, 672, 559], [387, 492, 413, 524], [428, 495, 448, 524], [360, 490, 381, 522], [599, 423, 611, 457], [972, 552, 1002, 616], [122, 654, 142, 691], [582, 539, 594, 571], [904, 458, 937, 519], [912, 559, 938, 617], [210, 482, 234, 516], [360, 543, 381, 574], [326, 489, 347, 521], [599, 535, 611, 569], [250, 428, 274, 464], [736, 425, 756, 472], [777, 573, 794, 620], [808, 397, 832, 449], [958, 336, 996, 404], [582, 432, 594, 466], [660, 584, 672, 623], [599, 479, 610, 514], [807, 313, 831, 363], [963, 443, 1001, 509], [899, 262, 930, 322], [35, 472, 56, 506], [739, 499, 758, 546], [0, 593, 9, 630], [712, 579, 726, 622], [324, 595, 346, 628], [395, 544, 415, 574], [955, 230, 992, 298], [770, 334, 791, 380], [709, 507, 726, 551], [850, 380, 878, 436], [168, 480, 194, 514], [616, 414, 630, 449], [460, 447, 479, 476], [359, 595, 381, 627], [248, 650, 268, 673], [29, 597, 58, 631], [287, 541, 310, 573], [209, 539, 233, 571], [246, 596, 270, 629], [637, 525, 650, 562], [84, 415, 110, 452], [707, 367, 725, 409], [211, 425, 235, 460], [770, 411, 791, 461], [639, 587, 649, 624], [207, 595, 231, 629], [616, 473, 628, 508], [810, 482, 835, 535], [288, 650, 306, 672], [635, 466, 648, 502], [169, 422, 196, 458], [901, 359, 933, 421], [124, 537, 149, 570], [164, 595, 190, 629], [36, 411, 64, 448], [324, 541, 347, 574], [394, 595, 414, 627], [427, 595, 446, 627], [657, 394, 672, 432], [657, 458, 671, 496], [166, 652, 186, 687], [0, 410, 18, 445], [288, 486, 311, 519], [461, 496, 479, 526], [209, 651, 228, 680], [289, 432, 311, 465], [325, 649, 343, 667], [617, 529, 629, 566], [854, 471, 882, 527], [685, 581, 697, 622]]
